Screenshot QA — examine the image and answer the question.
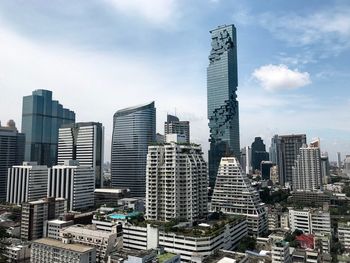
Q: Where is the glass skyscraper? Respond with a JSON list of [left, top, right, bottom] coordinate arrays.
[[207, 24, 240, 188], [111, 102, 156, 197], [22, 89, 75, 166]]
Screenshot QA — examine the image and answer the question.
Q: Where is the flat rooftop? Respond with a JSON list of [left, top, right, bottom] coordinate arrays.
[[33, 238, 94, 253]]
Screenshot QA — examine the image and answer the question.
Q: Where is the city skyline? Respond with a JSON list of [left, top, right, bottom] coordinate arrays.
[[0, 1, 350, 162]]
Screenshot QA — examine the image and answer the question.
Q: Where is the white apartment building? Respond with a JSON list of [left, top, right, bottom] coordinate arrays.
[[271, 241, 291, 263], [61, 224, 117, 263], [211, 157, 268, 236], [146, 136, 207, 222], [122, 217, 248, 262], [338, 221, 350, 251], [31, 238, 96, 263], [5, 243, 30, 262], [292, 140, 322, 191], [48, 160, 95, 211], [45, 219, 74, 239], [289, 208, 331, 235], [6, 162, 48, 205]]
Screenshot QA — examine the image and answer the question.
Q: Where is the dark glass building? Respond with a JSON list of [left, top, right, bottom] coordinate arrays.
[[57, 122, 104, 188], [22, 90, 75, 166], [111, 102, 156, 197], [207, 24, 240, 188], [251, 137, 269, 171], [0, 120, 25, 201]]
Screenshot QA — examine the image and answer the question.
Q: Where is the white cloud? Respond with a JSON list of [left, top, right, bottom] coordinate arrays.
[[252, 64, 311, 92], [104, 0, 178, 25]]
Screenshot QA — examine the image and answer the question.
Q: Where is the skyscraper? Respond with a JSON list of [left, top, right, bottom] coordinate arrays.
[[22, 89, 75, 166], [146, 135, 208, 222], [57, 122, 104, 188], [292, 139, 322, 191], [211, 157, 268, 236], [270, 134, 307, 186], [164, 114, 190, 143], [207, 24, 240, 188], [251, 137, 269, 171], [111, 102, 156, 197], [0, 120, 25, 200]]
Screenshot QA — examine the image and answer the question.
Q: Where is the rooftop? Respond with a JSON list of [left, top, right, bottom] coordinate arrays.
[[157, 252, 177, 263], [33, 238, 94, 253]]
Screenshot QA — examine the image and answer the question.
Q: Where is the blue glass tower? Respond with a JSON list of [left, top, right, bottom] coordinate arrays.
[[22, 89, 75, 166], [207, 25, 240, 188], [111, 102, 156, 197]]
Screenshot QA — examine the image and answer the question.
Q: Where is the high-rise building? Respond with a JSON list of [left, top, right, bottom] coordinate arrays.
[[211, 157, 268, 236], [111, 102, 156, 197], [240, 146, 252, 175], [270, 134, 307, 186], [344, 155, 350, 176], [338, 221, 350, 251], [48, 160, 95, 211], [261, 161, 274, 180], [164, 114, 190, 143], [6, 162, 48, 205], [292, 140, 322, 191], [251, 137, 269, 171], [207, 24, 240, 188], [22, 89, 75, 166], [145, 135, 208, 222], [321, 152, 330, 183], [21, 197, 67, 241], [57, 122, 104, 188], [0, 120, 25, 200], [337, 152, 342, 168]]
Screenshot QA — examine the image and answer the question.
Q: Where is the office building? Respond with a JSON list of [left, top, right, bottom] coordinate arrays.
[[58, 122, 104, 188], [338, 221, 350, 251], [207, 25, 240, 188], [344, 155, 350, 176], [240, 146, 252, 175], [6, 161, 48, 205], [21, 197, 67, 241], [61, 224, 117, 263], [145, 135, 207, 222], [290, 191, 331, 207], [94, 188, 130, 208], [0, 120, 25, 201], [164, 114, 190, 143], [292, 140, 322, 191], [31, 238, 96, 263], [48, 160, 95, 211], [122, 216, 247, 262], [289, 208, 331, 235], [271, 241, 292, 263], [270, 134, 307, 186], [261, 161, 274, 180], [22, 89, 75, 166], [211, 157, 268, 236], [337, 152, 342, 168], [111, 102, 156, 197], [321, 153, 330, 183], [46, 219, 74, 239], [251, 137, 269, 171]]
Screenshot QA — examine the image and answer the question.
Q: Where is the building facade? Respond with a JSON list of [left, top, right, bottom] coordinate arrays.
[[21, 197, 67, 241], [211, 157, 268, 236], [338, 221, 350, 251], [22, 89, 75, 166], [271, 241, 291, 263], [292, 140, 322, 191], [31, 238, 96, 263], [207, 24, 240, 188], [0, 120, 25, 201], [57, 122, 104, 188], [251, 137, 269, 171], [48, 160, 95, 211], [145, 138, 208, 222], [164, 114, 190, 143], [111, 102, 156, 197], [6, 162, 48, 205], [270, 134, 307, 186]]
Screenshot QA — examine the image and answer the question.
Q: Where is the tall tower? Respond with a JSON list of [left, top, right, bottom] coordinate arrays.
[[207, 25, 240, 188], [21, 89, 75, 166], [164, 114, 190, 143], [111, 102, 156, 197], [57, 122, 104, 188]]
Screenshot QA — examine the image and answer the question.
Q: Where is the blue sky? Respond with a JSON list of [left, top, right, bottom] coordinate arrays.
[[0, 0, 349, 161]]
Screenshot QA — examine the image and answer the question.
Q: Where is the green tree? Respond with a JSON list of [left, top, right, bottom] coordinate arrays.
[[236, 236, 256, 252]]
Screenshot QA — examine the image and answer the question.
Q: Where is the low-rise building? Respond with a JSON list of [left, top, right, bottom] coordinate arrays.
[[271, 240, 291, 263], [5, 242, 30, 262], [61, 224, 117, 263], [31, 237, 96, 263], [94, 188, 130, 208], [109, 248, 180, 263], [45, 219, 74, 239], [338, 221, 350, 251]]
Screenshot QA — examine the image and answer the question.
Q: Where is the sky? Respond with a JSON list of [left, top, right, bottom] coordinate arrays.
[[0, 0, 350, 162]]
